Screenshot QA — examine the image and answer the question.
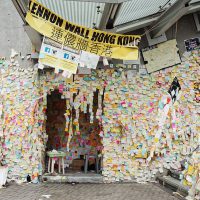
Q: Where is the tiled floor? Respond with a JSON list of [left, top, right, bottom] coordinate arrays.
[[0, 182, 179, 200]]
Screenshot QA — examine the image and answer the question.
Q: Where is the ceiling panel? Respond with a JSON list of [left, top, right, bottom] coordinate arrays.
[[191, 0, 200, 3], [114, 0, 178, 26], [37, 0, 105, 28]]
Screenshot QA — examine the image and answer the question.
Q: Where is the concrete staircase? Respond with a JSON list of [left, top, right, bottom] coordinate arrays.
[[157, 169, 190, 198], [157, 146, 200, 198]]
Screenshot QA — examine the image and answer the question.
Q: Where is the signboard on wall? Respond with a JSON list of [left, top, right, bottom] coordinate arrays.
[[184, 38, 200, 52], [142, 39, 181, 73]]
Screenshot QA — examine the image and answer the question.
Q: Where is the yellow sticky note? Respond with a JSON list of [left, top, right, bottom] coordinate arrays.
[[154, 138, 159, 143], [187, 165, 194, 175]]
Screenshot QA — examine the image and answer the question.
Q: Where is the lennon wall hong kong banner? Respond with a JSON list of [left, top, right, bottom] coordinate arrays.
[[26, 0, 141, 60]]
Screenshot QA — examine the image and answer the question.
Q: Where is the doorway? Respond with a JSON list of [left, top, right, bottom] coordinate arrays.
[[45, 89, 103, 174], [46, 89, 66, 151]]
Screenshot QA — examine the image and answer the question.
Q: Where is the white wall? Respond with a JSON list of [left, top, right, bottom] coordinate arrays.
[[0, 0, 32, 59]]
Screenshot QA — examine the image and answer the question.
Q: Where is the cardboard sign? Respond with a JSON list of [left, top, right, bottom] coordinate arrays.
[[142, 39, 181, 73]]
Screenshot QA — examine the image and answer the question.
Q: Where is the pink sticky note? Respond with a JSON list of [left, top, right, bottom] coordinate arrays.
[[148, 108, 154, 113], [59, 84, 64, 90], [121, 101, 126, 105], [172, 123, 176, 129]]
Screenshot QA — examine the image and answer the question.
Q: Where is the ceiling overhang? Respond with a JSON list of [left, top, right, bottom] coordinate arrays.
[[12, 0, 200, 49], [150, 0, 192, 38], [112, 1, 200, 33], [64, 0, 131, 3]]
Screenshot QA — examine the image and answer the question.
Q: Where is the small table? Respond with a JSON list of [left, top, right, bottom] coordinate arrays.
[[47, 151, 66, 174], [84, 154, 102, 174]]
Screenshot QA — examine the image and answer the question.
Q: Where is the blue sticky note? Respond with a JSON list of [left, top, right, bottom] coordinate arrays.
[[142, 149, 146, 156], [158, 101, 164, 109], [39, 53, 45, 59]]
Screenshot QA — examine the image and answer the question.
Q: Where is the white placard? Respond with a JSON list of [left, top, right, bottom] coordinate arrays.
[[78, 67, 91, 75], [80, 51, 100, 69]]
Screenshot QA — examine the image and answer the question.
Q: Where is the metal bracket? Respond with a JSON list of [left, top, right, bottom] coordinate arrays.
[[146, 31, 167, 46], [193, 13, 200, 32]]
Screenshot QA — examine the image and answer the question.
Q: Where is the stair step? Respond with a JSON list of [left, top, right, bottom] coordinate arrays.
[[157, 176, 190, 196], [42, 173, 104, 183]]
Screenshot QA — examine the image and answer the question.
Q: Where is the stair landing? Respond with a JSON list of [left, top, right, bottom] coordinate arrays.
[[42, 172, 104, 183]]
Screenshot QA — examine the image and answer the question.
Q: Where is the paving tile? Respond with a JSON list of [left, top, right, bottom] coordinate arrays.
[[0, 183, 179, 200]]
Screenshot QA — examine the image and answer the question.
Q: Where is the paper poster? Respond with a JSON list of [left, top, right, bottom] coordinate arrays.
[[25, 0, 140, 60], [126, 70, 138, 79], [39, 42, 80, 74], [78, 67, 91, 75], [79, 51, 99, 69], [142, 39, 181, 73]]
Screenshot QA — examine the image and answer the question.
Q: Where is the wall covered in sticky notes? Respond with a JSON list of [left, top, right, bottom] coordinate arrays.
[[100, 50, 199, 183], [0, 50, 199, 186], [0, 60, 48, 183]]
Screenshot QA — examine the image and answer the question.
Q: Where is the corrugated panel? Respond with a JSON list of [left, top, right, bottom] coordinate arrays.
[[37, 0, 105, 28], [191, 0, 200, 3], [114, 0, 177, 26]]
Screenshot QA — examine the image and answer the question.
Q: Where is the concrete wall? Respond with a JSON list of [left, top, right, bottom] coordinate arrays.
[[166, 14, 200, 55], [0, 0, 31, 59]]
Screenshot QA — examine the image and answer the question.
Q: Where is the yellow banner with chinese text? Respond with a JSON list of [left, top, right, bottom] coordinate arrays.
[[26, 0, 141, 60]]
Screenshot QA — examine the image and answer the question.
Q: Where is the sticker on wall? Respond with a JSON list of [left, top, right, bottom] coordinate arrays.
[[184, 38, 200, 52], [168, 77, 181, 103]]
